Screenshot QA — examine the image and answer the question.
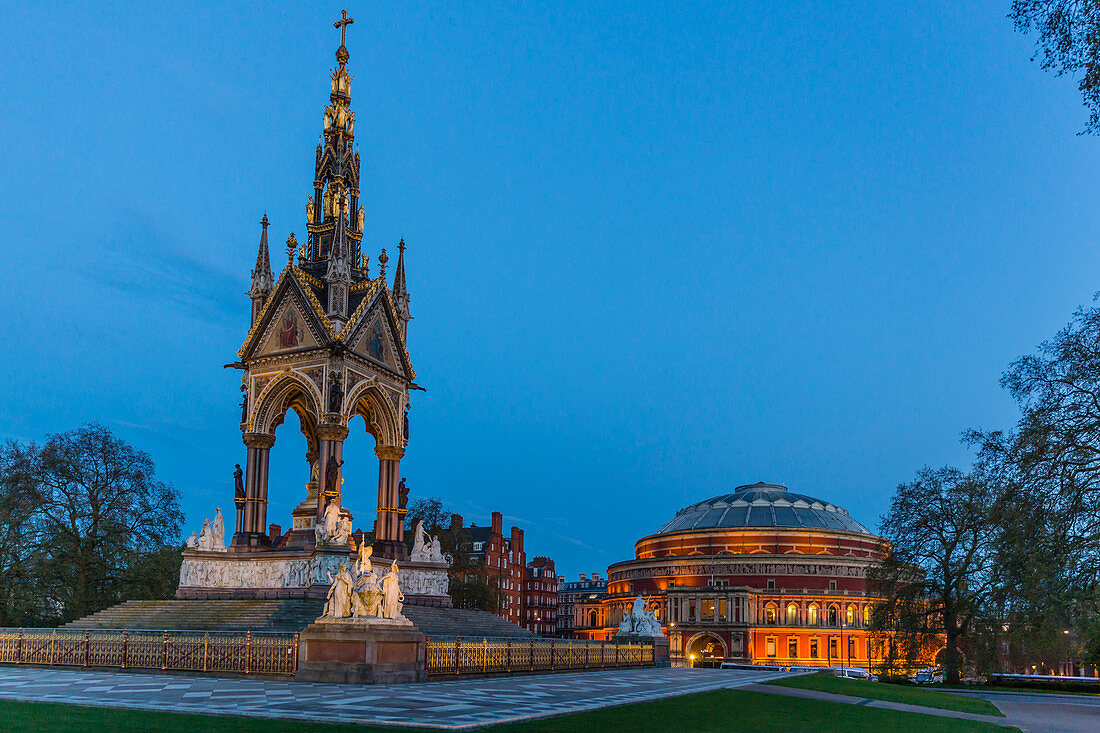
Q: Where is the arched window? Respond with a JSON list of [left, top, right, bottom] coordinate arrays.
[[786, 603, 799, 625], [808, 604, 819, 626], [589, 610, 598, 627], [764, 604, 777, 624], [846, 605, 855, 626], [828, 606, 838, 627], [864, 606, 872, 627]]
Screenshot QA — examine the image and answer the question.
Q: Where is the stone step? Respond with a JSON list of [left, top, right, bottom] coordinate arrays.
[[65, 600, 536, 639]]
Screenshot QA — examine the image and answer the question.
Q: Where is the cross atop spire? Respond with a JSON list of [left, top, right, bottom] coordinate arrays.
[[334, 9, 354, 64]]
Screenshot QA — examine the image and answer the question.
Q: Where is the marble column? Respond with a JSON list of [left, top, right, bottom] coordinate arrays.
[[230, 432, 275, 550], [373, 445, 407, 560]]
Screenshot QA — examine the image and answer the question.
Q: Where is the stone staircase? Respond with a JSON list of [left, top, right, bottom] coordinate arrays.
[[65, 600, 535, 639]]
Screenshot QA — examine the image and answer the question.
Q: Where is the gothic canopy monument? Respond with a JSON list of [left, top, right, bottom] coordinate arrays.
[[177, 11, 447, 608]]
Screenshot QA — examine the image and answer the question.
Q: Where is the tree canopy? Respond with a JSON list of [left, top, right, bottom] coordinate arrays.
[[0, 424, 184, 625]]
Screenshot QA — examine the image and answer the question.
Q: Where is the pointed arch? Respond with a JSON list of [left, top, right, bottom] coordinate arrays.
[[343, 380, 402, 448], [253, 372, 324, 436]]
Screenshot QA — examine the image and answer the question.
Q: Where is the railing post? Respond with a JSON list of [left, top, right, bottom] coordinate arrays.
[[122, 631, 128, 669], [550, 638, 555, 671], [162, 630, 168, 670], [506, 638, 512, 672], [84, 630, 89, 667], [203, 633, 208, 672], [585, 639, 589, 669], [246, 631, 252, 675], [16, 629, 22, 665], [454, 638, 460, 675], [293, 633, 299, 674], [482, 639, 487, 673], [49, 630, 56, 666], [530, 637, 535, 669]]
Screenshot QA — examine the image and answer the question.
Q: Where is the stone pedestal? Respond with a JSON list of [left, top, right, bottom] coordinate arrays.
[[295, 619, 426, 684], [615, 633, 670, 667]]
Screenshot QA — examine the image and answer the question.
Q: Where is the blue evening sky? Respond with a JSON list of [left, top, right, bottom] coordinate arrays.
[[2, 2, 1098, 580]]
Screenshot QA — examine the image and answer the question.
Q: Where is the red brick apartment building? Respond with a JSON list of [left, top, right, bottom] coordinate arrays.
[[451, 511, 558, 636]]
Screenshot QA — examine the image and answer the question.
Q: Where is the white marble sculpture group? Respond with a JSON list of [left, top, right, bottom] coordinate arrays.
[[616, 595, 664, 638], [185, 508, 227, 552], [408, 519, 446, 563], [315, 500, 353, 546], [319, 539, 408, 623]]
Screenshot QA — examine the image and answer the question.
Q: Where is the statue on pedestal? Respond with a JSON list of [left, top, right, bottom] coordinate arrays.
[[356, 538, 373, 575], [615, 595, 665, 638], [211, 508, 226, 551], [328, 376, 343, 414], [233, 465, 244, 500], [324, 455, 343, 496], [198, 517, 213, 551], [321, 563, 354, 619], [380, 561, 404, 620]]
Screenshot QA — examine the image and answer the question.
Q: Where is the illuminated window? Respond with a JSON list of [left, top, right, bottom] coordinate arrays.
[[808, 605, 819, 626], [719, 598, 727, 620], [766, 637, 777, 658], [846, 605, 855, 626], [701, 600, 715, 621], [848, 637, 857, 659], [788, 637, 798, 658], [764, 604, 777, 624], [829, 638, 838, 659], [864, 606, 872, 627], [786, 604, 799, 625], [809, 638, 819, 659], [828, 607, 838, 626]]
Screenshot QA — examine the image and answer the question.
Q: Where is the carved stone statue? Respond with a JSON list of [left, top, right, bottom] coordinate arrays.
[[321, 563, 354, 619], [328, 376, 343, 414], [323, 187, 332, 216], [185, 531, 199, 548], [429, 536, 444, 563], [380, 561, 404, 620], [198, 518, 213, 551], [317, 500, 342, 544], [398, 478, 409, 510], [356, 538, 373, 575], [233, 465, 244, 500], [240, 389, 248, 423], [324, 455, 343, 496], [306, 196, 314, 223], [211, 508, 226, 551], [615, 595, 665, 638], [357, 206, 364, 232], [410, 520, 428, 560]]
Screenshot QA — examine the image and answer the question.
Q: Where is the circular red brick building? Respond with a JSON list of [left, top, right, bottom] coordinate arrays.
[[574, 482, 890, 668]]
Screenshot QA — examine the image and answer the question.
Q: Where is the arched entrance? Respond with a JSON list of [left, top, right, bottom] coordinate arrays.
[[686, 633, 727, 667]]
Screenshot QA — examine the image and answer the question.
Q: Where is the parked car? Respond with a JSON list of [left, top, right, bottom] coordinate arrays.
[[835, 667, 873, 680], [912, 668, 943, 684]]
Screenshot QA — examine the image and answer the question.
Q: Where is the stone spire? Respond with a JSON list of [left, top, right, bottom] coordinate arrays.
[[248, 214, 274, 324], [392, 239, 411, 341], [326, 197, 353, 328]]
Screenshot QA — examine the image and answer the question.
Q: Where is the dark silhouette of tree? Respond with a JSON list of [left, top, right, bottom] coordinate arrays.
[[1011, 1, 1100, 133], [873, 466, 997, 683]]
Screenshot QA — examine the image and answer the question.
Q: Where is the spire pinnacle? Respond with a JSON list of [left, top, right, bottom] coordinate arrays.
[[248, 214, 274, 324], [392, 239, 411, 338], [334, 9, 354, 65]]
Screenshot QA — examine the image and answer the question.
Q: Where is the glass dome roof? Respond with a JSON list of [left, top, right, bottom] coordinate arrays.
[[655, 482, 873, 535]]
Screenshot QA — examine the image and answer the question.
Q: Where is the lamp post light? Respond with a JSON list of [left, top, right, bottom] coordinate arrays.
[[1063, 629, 1071, 677]]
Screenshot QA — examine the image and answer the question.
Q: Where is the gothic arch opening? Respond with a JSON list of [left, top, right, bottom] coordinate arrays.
[[687, 633, 727, 667]]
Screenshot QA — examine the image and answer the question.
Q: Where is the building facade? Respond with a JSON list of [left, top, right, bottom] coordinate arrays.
[[574, 483, 899, 668], [557, 573, 607, 638], [452, 512, 558, 636]]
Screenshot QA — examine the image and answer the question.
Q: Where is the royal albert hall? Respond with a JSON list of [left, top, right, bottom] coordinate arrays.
[[574, 483, 889, 668]]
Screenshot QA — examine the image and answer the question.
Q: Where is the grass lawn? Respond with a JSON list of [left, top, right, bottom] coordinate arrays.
[[768, 673, 1004, 717], [0, 689, 1018, 733]]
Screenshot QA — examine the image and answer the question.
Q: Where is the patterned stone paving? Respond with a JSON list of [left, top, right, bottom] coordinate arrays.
[[0, 666, 790, 729]]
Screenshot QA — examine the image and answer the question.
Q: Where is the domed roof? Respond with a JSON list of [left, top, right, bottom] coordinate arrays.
[[656, 482, 873, 535]]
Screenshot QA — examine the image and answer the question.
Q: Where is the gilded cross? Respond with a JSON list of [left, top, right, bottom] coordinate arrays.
[[334, 9, 354, 47]]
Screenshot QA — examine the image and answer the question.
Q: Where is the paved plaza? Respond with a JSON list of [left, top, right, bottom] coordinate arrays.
[[0, 666, 790, 729]]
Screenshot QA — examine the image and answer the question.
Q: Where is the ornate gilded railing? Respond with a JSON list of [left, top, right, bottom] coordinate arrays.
[[425, 637, 654, 676], [0, 629, 298, 676]]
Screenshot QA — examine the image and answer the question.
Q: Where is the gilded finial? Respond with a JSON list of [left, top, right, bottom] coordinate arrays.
[[378, 248, 388, 279], [361, 253, 370, 273], [334, 9, 354, 65], [286, 233, 297, 264]]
